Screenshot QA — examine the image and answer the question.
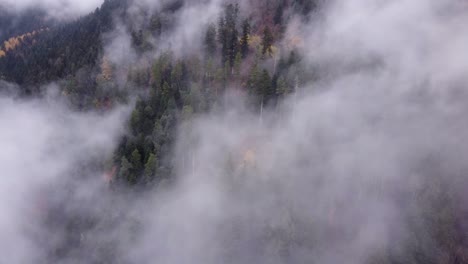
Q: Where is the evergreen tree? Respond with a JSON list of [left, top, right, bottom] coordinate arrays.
[[274, 1, 285, 25], [293, 0, 317, 17], [171, 61, 184, 92], [258, 69, 272, 101], [247, 63, 260, 95], [218, 15, 228, 64], [233, 52, 242, 78], [226, 3, 239, 67], [275, 75, 289, 97], [130, 108, 142, 134], [144, 153, 158, 180], [218, 3, 239, 66], [240, 19, 250, 58], [149, 13, 162, 35], [204, 23, 217, 57], [131, 148, 142, 172], [161, 81, 171, 110], [261, 26, 274, 56], [228, 25, 239, 67], [119, 156, 133, 183]]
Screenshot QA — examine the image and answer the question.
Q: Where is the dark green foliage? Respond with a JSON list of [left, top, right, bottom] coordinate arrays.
[[0, 0, 302, 187], [3, 2, 467, 262], [131, 30, 144, 47], [0, 0, 128, 87], [292, 0, 317, 17], [218, 15, 227, 63], [144, 153, 158, 181], [0, 9, 52, 43], [118, 156, 133, 183], [240, 19, 250, 58], [130, 108, 142, 134], [247, 65, 275, 108], [261, 26, 274, 56], [218, 3, 240, 67], [161, 0, 185, 13], [259, 69, 274, 104], [204, 23, 217, 57], [233, 52, 242, 78], [247, 63, 260, 95], [275, 75, 290, 97], [149, 13, 163, 36], [161, 81, 172, 110], [131, 27, 154, 52], [130, 149, 142, 172], [114, 51, 197, 186], [274, 0, 285, 25]]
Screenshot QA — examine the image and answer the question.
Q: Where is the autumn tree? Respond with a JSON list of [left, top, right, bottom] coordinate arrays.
[[100, 56, 112, 81]]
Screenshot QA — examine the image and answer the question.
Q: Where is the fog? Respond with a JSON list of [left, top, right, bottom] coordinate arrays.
[[0, 87, 129, 263], [0, 0, 104, 19], [2, 0, 468, 263]]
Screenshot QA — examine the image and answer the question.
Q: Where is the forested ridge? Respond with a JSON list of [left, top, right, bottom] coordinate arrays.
[[1, 0, 313, 185], [1, 0, 467, 263]]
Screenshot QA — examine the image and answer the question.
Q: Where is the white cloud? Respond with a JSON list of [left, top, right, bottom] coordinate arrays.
[[2, 0, 468, 263], [0, 0, 104, 19], [0, 92, 129, 262]]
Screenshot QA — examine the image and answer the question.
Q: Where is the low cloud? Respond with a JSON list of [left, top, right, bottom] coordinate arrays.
[[2, 0, 468, 263], [123, 0, 468, 263], [0, 87, 129, 262], [0, 0, 104, 19]]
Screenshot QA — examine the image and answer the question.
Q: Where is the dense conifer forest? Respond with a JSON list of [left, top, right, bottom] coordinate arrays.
[[1, 0, 467, 263]]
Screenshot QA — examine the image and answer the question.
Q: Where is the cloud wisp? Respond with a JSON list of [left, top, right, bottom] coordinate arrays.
[[120, 0, 468, 263], [2, 0, 468, 263], [0, 0, 104, 20], [0, 89, 129, 263]]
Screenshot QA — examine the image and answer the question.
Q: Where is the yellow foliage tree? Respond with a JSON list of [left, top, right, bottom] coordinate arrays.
[[248, 34, 262, 49], [0, 29, 46, 56], [101, 56, 113, 81]]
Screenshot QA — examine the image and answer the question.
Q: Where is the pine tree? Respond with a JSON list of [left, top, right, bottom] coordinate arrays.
[[119, 156, 133, 183], [160, 81, 171, 110], [233, 52, 242, 78], [261, 26, 274, 56], [240, 19, 250, 58], [144, 153, 158, 180], [150, 14, 162, 35], [226, 3, 239, 66], [218, 16, 227, 64], [204, 23, 217, 57], [218, 3, 239, 66], [258, 69, 272, 100], [247, 63, 260, 95], [275, 75, 289, 97], [171, 61, 183, 92], [228, 25, 239, 67], [130, 108, 142, 134], [131, 148, 142, 172], [274, 1, 285, 25]]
